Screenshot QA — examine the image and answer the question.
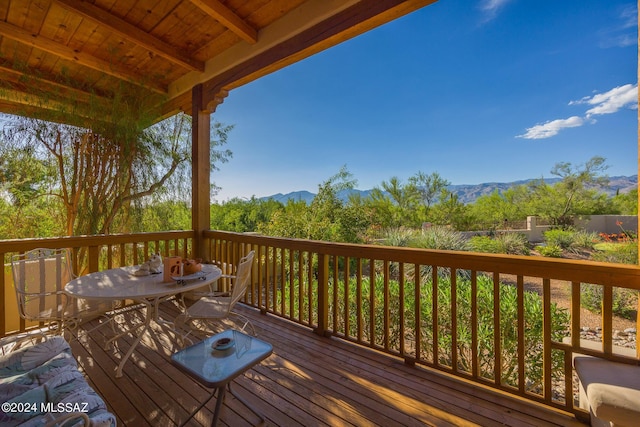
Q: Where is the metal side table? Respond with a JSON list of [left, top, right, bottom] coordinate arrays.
[[171, 330, 273, 426]]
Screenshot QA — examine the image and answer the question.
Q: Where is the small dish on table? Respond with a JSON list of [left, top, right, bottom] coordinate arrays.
[[211, 337, 234, 351]]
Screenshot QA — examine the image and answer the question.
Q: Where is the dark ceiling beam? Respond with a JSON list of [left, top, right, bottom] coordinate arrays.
[[189, 0, 258, 44], [55, 0, 205, 72], [0, 20, 167, 94]]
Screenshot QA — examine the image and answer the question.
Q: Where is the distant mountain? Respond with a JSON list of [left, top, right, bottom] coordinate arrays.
[[260, 175, 638, 205], [263, 191, 316, 204]]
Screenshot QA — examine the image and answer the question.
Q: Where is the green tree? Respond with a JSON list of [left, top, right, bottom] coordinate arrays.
[[527, 156, 610, 227], [362, 187, 397, 229], [2, 113, 232, 236], [211, 197, 283, 232], [365, 176, 421, 228], [409, 171, 450, 221], [469, 186, 530, 227], [258, 200, 310, 238], [129, 200, 192, 232], [259, 166, 369, 242], [0, 143, 55, 207], [609, 188, 638, 215], [429, 189, 471, 230]]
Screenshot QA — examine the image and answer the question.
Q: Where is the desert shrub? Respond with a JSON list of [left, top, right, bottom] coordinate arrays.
[[382, 227, 416, 247], [543, 229, 575, 249], [410, 226, 469, 251], [571, 230, 601, 251], [538, 244, 563, 258], [581, 283, 638, 320], [495, 232, 530, 255], [469, 233, 530, 255], [592, 242, 638, 265], [469, 235, 501, 253], [328, 273, 569, 394]]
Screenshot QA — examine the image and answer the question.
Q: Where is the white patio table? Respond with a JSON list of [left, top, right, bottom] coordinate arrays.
[[65, 264, 221, 378]]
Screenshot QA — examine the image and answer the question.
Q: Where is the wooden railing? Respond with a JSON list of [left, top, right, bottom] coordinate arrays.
[[0, 231, 194, 336], [204, 230, 640, 418], [2, 229, 638, 418]]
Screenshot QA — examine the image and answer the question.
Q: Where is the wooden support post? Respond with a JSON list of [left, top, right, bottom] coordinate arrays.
[[192, 84, 211, 262]]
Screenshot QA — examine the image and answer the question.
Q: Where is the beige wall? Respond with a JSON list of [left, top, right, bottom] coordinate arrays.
[[516, 215, 637, 242]]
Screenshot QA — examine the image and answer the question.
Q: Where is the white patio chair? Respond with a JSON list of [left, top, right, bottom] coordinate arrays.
[[175, 251, 256, 343], [11, 248, 112, 338]]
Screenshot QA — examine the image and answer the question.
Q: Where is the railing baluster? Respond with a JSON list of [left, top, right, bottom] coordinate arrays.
[[471, 270, 478, 378], [451, 268, 458, 372], [603, 285, 613, 355], [288, 249, 294, 318], [332, 255, 338, 334], [356, 258, 363, 342], [493, 272, 501, 386], [543, 278, 552, 401], [517, 275, 525, 393], [308, 252, 314, 327], [369, 259, 375, 348], [383, 259, 390, 350], [279, 248, 285, 315], [316, 253, 329, 336], [344, 256, 350, 339], [399, 262, 405, 357], [432, 265, 438, 367], [414, 262, 421, 364]]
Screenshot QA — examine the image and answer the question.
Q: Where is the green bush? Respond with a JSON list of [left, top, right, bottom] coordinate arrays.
[[571, 230, 601, 251], [410, 226, 469, 251], [543, 229, 575, 249], [538, 244, 563, 258], [593, 242, 638, 265], [381, 227, 416, 247], [581, 283, 638, 320], [327, 272, 569, 393], [495, 232, 530, 255], [469, 235, 502, 253], [469, 233, 530, 255]]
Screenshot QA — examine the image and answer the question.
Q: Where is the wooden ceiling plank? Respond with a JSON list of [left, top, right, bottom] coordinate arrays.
[[54, 0, 204, 72], [7, 0, 48, 31], [0, 0, 9, 21], [190, 0, 258, 44], [0, 19, 167, 94], [42, 4, 84, 46], [155, 2, 222, 54]]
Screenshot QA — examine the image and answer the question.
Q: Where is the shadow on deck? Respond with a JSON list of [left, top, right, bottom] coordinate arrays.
[[69, 301, 586, 427]]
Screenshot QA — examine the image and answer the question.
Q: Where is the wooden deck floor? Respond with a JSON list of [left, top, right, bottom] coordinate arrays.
[[68, 301, 586, 427]]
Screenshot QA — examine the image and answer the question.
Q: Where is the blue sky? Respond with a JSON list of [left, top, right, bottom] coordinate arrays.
[[211, 0, 638, 202]]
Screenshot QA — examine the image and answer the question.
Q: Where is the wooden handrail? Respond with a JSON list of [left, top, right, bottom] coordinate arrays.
[[1, 231, 194, 336], [203, 229, 640, 418], [2, 229, 638, 419]]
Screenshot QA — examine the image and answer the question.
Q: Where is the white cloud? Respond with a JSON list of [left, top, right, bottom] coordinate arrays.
[[576, 84, 638, 117], [519, 83, 637, 140], [480, 0, 511, 12], [598, 5, 638, 48], [479, 0, 512, 21], [517, 116, 584, 140]]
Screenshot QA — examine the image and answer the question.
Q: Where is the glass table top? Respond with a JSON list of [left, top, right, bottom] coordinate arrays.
[[171, 330, 273, 388]]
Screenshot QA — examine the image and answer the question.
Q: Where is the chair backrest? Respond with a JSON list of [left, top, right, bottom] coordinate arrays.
[[11, 248, 73, 322], [229, 251, 255, 307]]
